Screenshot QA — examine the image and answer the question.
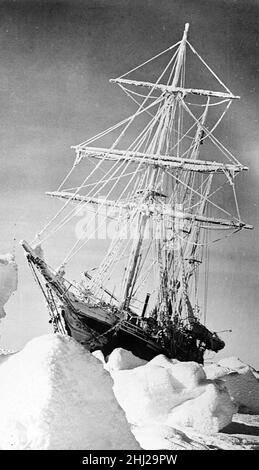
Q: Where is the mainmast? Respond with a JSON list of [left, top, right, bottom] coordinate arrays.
[[172, 22, 189, 87], [153, 23, 189, 320], [121, 24, 190, 312]]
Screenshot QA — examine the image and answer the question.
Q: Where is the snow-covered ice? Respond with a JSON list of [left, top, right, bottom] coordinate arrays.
[[204, 357, 259, 414], [0, 335, 140, 450], [0, 331, 258, 450], [100, 348, 258, 449], [0, 253, 18, 320], [111, 352, 236, 433], [107, 349, 259, 449], [105, 347, 147, 372]]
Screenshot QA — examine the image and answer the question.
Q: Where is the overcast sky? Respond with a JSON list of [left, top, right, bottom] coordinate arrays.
[[0, 0, 259, 367]]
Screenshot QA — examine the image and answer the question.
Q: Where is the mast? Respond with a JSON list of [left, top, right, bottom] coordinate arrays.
[[121, 25, 190, 312], [122, 212, 148, 310], [172, 22, 189, 87], [155, 23, 189, 318]]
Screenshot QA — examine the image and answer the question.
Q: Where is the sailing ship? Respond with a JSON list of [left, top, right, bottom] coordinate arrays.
[[21, 24, 253, 364]]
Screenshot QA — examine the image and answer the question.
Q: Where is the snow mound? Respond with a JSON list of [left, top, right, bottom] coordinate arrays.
[[204, 363, 233, 380], [111, 354, 235, 433], [106, 348, 147, 372], [0, 334, 140, 450], [148, 354, 179, 368], [218, 356, 251, 370], [0, 253, 18, 319], [204, 357, 259, 414], [160, 360, 207, 389], [166, 382, 235, 433], [132, 418, 259, 450], [221, 369, 259, 414], [92, 349, 106, 364], [132, 424, 209, 450]]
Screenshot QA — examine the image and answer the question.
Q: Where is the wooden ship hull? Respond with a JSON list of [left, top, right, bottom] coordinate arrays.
[[60, 306, 225, 363], [21, 240, 225, 364]]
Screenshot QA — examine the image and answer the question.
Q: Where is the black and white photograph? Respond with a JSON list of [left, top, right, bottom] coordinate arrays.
[[0, 0, 258, 453]]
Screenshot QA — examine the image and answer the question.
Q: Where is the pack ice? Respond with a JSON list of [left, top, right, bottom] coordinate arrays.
[[107, 349, 236, 434], [204, 357, 259, 414], [0, 253, 18, 320], [0, 334, 140, 450]]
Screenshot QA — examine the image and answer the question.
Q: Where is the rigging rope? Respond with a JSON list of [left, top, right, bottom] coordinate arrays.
[[174, 226, 242, 248], [36, 95, 165, 246], [62, 100, 168, 264], [187, 41, 231, 94], [203, 223, 209, 325], [181, 100, 241, 165], [118, 41, 181, 79], [186, 98, 230, 107], [166, 170, 240, 221]]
